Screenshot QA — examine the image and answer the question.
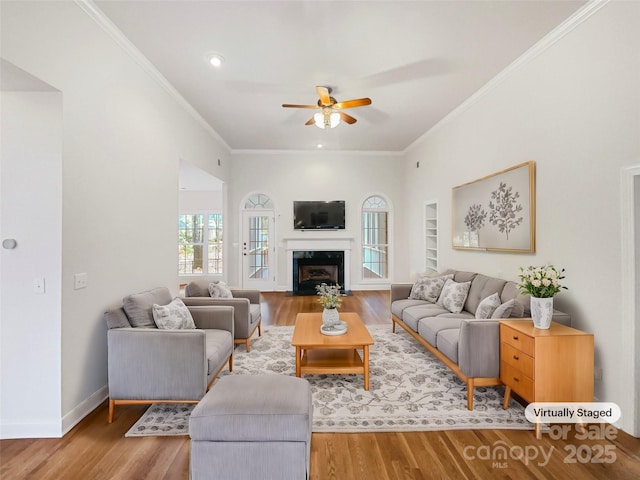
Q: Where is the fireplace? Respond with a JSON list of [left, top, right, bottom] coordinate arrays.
[[292, 250, 345, 295]]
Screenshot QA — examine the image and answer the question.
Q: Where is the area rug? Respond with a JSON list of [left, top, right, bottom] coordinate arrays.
[[126, 325, 530, 436]]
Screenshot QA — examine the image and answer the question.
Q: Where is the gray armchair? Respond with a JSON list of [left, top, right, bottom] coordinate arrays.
[[182, 281, 262, 352], [104, 287, 234, 423]]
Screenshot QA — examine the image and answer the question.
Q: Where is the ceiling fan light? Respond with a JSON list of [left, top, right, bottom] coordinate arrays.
[[313, 112, 325, 129], [330, 112, 340, 128]]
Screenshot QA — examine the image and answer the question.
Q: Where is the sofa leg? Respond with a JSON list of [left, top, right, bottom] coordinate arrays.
[[246, 339, 251, 352], [467, 379, 474, 410], [258, 322, 262, 337], [108, 399, 115, 423], [391, 321, 396, 333]]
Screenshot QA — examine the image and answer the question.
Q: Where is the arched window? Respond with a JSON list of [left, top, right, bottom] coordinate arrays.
[[361, 195, 389, 280], [244, 193, 273, 209]]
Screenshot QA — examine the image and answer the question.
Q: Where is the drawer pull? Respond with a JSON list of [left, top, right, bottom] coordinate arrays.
[[513, 377, 520, 382], [512, 336, 519, 340], [513, 355, 519, 360]]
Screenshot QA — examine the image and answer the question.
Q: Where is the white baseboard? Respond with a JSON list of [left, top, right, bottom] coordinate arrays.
[[62, 385, 109, 435], [0, 421, 62, 439]]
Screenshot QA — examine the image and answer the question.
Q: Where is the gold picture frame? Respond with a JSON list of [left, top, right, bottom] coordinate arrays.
[[452, 161, 535, 253]]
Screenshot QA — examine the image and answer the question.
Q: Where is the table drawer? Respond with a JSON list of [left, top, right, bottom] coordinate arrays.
[[500, 362, 534, 402], [501, 342, 534, 378], [500, 324, 534, 356]]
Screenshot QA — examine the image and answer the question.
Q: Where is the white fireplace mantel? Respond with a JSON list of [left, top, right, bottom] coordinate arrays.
[[283, 236, 354, 291]]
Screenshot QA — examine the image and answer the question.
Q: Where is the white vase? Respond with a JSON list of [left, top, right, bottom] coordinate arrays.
[[322, 308, 340, 327], [530, 297, 553, 329]]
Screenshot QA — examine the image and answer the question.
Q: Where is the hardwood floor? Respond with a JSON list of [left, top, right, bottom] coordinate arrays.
[[1, 291, 639, 479]]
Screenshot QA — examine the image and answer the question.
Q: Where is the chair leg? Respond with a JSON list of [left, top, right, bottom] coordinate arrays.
[[229, 353, 233, 372], [246, 339, 251, 352], [467, 379, 474, 410], [108, 399, 115, 423], [258, 321, 262, 337]]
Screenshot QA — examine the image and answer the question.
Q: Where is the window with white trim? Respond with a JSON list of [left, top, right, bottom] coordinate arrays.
[[361, 195, 389, 280], [178, 213, 223, 275]]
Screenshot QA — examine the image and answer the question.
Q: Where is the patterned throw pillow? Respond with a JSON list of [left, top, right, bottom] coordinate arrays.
[[208, 281, 233, 298], [475, 292, 501, 319], [491, 299, 517, 319], [408, 274, 454, 302], [437, 279, 472, 314], [152, 298, 196, 329]]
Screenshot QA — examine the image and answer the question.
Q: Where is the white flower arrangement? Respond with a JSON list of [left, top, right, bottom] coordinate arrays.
[[517, 265, 567, 298], [315, 283, 343, 309]]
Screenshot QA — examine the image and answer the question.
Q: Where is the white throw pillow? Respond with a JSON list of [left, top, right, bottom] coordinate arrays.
[[491, 299, 517, 319], [152, 298, 196, 330], [437, 279, 472, 314], [208, 281, 233, 298], [408, 274, 454, 302], [475, 292, 501, 319]]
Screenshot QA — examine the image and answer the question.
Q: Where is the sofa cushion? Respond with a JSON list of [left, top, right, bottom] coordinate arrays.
[[417, 317, 464, 346], [185, 281, 210, 297], [408, 274, 453, 302], [402, 304, 449, 331], [391, 299, 429, 319], [464, 275, 507, 315], [491, 299, 517, 318], [452, 271, 477, 284], [436, 329, 459, 364], [500, 282, 528, 317], [104, 308, 131, 329], [205, 329, 233, 376], [123, 287, 172, 328], [437, 279, 471, 314], [152, 298, 196, 330], [209, 281, 233, 298], [475, 293, 501, 319]]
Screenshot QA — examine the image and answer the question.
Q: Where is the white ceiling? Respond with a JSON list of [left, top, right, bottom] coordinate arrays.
[[95, 0, 586, 152]]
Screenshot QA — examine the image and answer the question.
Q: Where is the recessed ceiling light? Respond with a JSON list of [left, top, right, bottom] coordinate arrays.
[[208, 53, 224, 68], [316, 143, 324, 149]]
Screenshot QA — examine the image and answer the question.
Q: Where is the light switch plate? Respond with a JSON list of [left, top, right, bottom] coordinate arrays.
[[74, 273, 88, 290]]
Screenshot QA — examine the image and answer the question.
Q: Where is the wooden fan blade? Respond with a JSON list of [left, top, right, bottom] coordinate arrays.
[[316, 86, 332, 106], [282, 103, 318, 109], [305, 117, 316, 126], [333, 98, 372, 109], [339, 112, 357, 124]]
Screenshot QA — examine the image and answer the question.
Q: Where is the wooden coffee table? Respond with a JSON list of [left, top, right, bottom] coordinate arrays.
[[291, 312, 375, 390]]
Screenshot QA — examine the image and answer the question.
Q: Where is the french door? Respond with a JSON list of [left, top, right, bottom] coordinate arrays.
[[241, 210, 275, 290]]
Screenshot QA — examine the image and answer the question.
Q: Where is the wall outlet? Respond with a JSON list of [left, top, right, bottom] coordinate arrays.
[[594, 367, 603, 381], [34, 277, 45, 294], [74, 273, 88, 290]]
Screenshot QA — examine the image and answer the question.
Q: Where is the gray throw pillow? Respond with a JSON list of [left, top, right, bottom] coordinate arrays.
[[475, 292, 501, 319], [123, 287, 172, 328], [437, 279, 472, 314], [492, 299, 517, 319], [152, 298, 196, 329], [409, 274, 453, 302], [208, 281, 233, 298]]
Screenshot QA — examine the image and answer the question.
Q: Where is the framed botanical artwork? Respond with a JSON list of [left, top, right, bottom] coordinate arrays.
[[452, 161, 535, 253]]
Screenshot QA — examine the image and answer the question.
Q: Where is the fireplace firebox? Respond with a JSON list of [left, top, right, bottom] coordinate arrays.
[[292, 250, 345, 295]]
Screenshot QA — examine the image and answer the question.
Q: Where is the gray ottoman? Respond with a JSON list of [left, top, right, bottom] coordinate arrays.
[[189, 374, 313, 480]]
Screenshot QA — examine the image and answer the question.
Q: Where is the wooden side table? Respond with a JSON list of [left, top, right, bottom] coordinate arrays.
[[499, 319, 594, 438]]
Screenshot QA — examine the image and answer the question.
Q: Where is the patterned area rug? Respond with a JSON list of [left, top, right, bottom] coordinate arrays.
[[126, 325, 530, 436]]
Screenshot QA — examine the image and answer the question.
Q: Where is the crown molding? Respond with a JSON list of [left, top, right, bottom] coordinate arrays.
[[231, 148, 404, 157], [405, 0, 611, 154], [75, 0, 231, 152]]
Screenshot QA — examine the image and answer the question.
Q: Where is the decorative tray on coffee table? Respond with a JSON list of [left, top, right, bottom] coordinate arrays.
[[320, 321, 348, 336]]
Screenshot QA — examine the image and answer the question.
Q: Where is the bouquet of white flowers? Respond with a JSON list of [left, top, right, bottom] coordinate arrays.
[[517, 265, 567, 298], [315, 283, 342, 309]]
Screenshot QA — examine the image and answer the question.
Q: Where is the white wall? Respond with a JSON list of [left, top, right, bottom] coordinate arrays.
[[1, 91, 63, 438], [403, 2, 639, 434], [1, 2, 229, 437], [229, 151, 406, 290]]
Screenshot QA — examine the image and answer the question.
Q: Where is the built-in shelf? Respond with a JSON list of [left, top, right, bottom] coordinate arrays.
[[424, 201, 438, 273]]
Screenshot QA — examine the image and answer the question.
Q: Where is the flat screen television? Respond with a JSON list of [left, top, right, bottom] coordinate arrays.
[[293, 200, 345, 230]]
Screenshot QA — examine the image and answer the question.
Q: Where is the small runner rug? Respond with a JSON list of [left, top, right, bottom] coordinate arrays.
[[126, 325, 530, 436]]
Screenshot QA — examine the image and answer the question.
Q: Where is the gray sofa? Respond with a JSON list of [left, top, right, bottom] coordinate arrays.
[[183, 281, 262, 352], [104, 287, 234, 422], [391, 269, 570, 410]]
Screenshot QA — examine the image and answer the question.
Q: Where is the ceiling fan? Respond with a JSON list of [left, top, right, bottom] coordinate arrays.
[[282, 86, 372, 129]]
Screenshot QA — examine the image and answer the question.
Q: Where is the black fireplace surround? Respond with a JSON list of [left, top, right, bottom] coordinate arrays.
[[292, 250, 345, 295]]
